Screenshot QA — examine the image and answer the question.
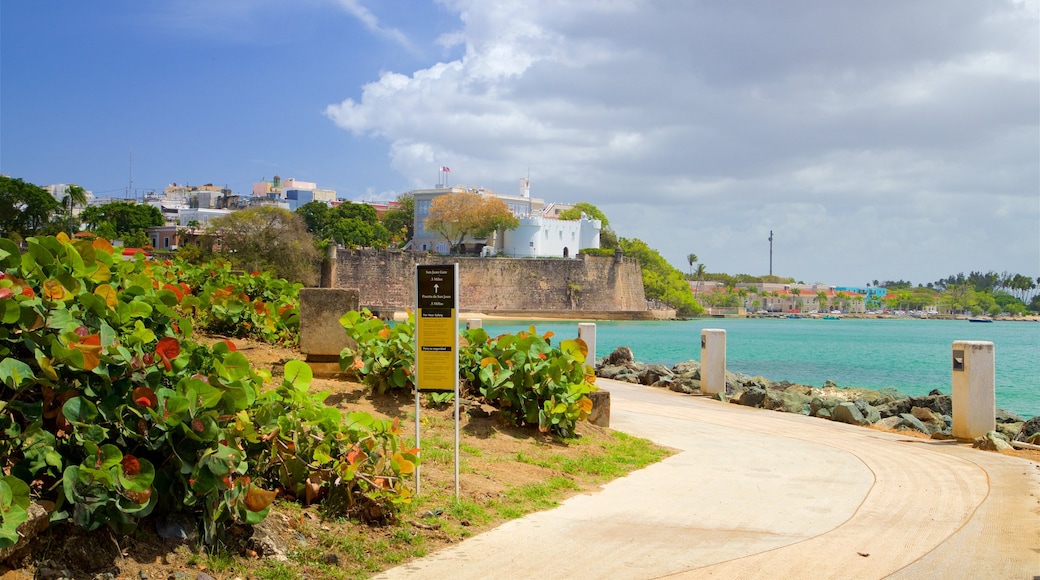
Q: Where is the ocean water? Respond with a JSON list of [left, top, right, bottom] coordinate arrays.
[[475, 318, 1040, 419]]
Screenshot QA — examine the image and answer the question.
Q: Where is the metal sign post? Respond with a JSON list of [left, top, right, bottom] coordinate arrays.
[[414, 264, 460, 499]]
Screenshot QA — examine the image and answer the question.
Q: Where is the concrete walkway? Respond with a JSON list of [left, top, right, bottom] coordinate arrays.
[[377, 379, 1040, 579]]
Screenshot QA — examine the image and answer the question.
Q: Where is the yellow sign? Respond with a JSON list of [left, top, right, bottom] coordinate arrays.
[[416, 265, 458, 392]]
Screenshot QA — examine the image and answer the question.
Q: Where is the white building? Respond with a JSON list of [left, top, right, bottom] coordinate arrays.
[[408, 178, 600, 257]]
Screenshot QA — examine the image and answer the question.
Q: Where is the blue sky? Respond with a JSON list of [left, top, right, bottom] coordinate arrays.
[[2, 0, 1037, 286]]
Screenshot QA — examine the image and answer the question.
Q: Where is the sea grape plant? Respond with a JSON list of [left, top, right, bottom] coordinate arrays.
[[0, 234, 414, 547], [460, 326, 597, 437], [339, 309, 415, 394]]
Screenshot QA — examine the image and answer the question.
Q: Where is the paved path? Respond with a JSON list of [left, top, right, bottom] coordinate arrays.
[[377, 379, 1040, 579]]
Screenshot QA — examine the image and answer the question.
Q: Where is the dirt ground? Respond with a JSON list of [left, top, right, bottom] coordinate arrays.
[[0, 338, 635, 580]]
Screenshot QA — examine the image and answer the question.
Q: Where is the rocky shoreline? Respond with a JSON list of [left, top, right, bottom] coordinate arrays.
[[595, 346, 1040, 452]]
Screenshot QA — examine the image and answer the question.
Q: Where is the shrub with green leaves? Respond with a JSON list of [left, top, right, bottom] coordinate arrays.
[[339, 309, 415, 394], [0, 234, 414, 547], [460, 327, 597, 437]]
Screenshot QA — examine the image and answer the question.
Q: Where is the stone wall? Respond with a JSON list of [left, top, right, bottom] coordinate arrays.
[[333, 250, 647, 314]]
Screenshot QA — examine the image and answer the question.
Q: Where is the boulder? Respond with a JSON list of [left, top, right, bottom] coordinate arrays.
[[853, 399, 881, 424], [911, 406, 941, 424], [909, 394, 952, 416], [595, 364, 626, 380], [638, 364, 673, 386], [832, 402, 868, 426], [995, 422, 1021, 440], [875, 399, 912, 418], [737, 386, 768, 408], [995, 409, 1025, 424], [875, 416, 904, 430], [602, 346, 635, 367], [711, 391, 728, 402], [613, 371, 640, 384], [667, 378, 700, 394], [899, 413, 934, 435], [1014, 416, 1040, 442], [781, 390, 812, 415], [671, 360, 701, 379], [761, 390, 785, 411], [809, 396, 840, 416], [973, 431, 1013, 452], [814, 408, 832, 419]]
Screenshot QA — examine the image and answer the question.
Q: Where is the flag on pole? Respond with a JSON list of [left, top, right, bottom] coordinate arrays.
[[441, 166, 451, 173]]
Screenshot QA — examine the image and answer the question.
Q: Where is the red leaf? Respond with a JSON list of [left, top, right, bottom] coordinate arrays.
[[0, 288, 12, 300], [132, 386, 157, 409], [222, 340, 237, 352], [121, 454, 141, 476], [155, 337, 180, 371]]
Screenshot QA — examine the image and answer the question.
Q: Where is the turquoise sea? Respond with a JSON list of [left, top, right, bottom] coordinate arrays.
[[475, 318, 1039, 419]]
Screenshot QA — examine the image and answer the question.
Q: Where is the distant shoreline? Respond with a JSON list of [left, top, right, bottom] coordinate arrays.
[[447, 311, 1040, 323]]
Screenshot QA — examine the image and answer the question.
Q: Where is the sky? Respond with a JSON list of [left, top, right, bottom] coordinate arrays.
[[2, 0, 1037, 286]]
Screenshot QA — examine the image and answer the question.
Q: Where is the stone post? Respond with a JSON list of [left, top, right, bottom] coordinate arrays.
[[951, 340, 995, 440], [578, 323, 597, 365], [299, 288, 360, 376], [320, 244, 338, 288], [466, 319, 482, 330], [701, 329, 726, 396]]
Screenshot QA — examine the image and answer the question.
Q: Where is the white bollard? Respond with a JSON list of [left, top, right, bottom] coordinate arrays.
[[701, 329, 726, 395], [578, 323, 597, 365], [951, 340, 995, 440], [466, 319, 482, 330]]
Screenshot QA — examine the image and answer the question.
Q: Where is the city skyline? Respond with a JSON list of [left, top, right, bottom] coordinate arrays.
[[2, 1, 1037, 285]]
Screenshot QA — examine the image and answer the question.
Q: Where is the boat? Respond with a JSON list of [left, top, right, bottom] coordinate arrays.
[[968, 317, 994, 323], [822, 315, 840, 320]]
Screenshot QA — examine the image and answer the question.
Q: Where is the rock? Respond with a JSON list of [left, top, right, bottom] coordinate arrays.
[[899, 413, 934, 435], [875, 399, 912, 418], [995, 409, 1025, 424], [250, 512, 290, 561], [909, 394, 952, 416], [853, 400, 881, 424], [613, 371, 640, 384], [911, 406, 940, 424], [781, 390, 811, 415], [637, 364, 673, 386], [875, 416, 904, 430], [156, 514, 199, 542], [587, 390, 610, 427], [1014, 416, 1040, 442], [666, 379, 698, 394], [761, 390, 785, 411], [595, 364, 625, 379], [671, 360, 701, 379], [995, 422, 1022, 441], [931, 431, 955, 440], [814, 408, 832, 419], [0, 501, 48, 565], [810, 396, 840, 416], [711, 391, 727, 402], [602, 346, 635, 366], [973, 431, 1013, 452], [832, 402, 868, 426], [877, 387, 910, 402], [737, 386, 767, 408]]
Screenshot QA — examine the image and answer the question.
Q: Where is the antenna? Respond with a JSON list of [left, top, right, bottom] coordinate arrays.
[[768, 230, 774, 277]]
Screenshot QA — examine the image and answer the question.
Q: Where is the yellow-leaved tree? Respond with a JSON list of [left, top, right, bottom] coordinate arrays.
[[424, 192, 519, 254]]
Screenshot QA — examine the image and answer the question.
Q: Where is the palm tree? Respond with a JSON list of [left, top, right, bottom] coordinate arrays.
[[61, 184, 88, 235], [687, 253, 698, 278]]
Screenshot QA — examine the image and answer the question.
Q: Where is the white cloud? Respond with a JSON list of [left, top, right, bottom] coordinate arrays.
[[326, 0, 1039, 284]]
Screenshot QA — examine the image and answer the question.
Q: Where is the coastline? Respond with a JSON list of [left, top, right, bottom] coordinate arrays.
[[450, 310, 1040, 323]]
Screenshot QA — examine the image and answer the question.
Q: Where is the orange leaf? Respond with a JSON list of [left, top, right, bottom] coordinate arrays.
[[222, 340, 237, 352], [244, 486, 278, 512], [578, 397, 593, 414], [73, 334, 102, 371], [93, 284, 118, 308], [132, 386, 157, 409], [43, 279, 66, 300], [0, 288, 12, 300], [163, 283, 184, 301], [93, 238, 115, 254]]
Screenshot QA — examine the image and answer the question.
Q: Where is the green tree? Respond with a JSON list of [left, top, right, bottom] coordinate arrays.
[[380, 193, 415, 248], [686, 253, 698, 278], [425, 192, 519, 254], [209, 206, 321, 284], [296, 201, 392, 249], [619, 237, 704, 317], [0, 175, 61, 239], [79, 201, 163, 238], [559, 202, 617, 250]]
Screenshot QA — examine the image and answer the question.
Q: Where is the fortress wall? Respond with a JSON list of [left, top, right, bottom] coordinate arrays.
[[333, 250, 646, 313]]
